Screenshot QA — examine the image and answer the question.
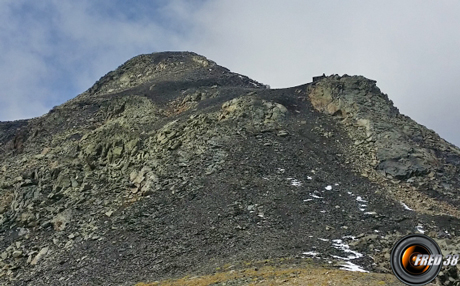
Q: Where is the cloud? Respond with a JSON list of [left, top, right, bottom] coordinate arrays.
[[0, 0, 459, 147], [0, 1, 188, 120], [179, 0, 460, 146]]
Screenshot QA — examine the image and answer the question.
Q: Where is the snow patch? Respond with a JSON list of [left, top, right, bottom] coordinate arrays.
[[287, 178, 302, 187], [331, 239, 363, 260], [340, 261, 369, 273], [325, 185, 332, 191], [401, 202, 413, 211], [309, 193, 323, 199], [303, 251, 320, 257], [356, 196, 367, 203], [416, 225, 425, 234], [302, 236, 367, 273]]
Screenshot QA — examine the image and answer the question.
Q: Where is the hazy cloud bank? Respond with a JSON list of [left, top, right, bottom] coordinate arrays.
[[0, 1, 459, 146]]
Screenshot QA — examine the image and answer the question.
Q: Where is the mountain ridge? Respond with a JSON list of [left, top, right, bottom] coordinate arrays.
[[0, 51, 459, 285]]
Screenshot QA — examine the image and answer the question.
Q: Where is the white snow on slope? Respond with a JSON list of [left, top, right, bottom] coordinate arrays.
[[340, 261, 369, 273], [331, 239, 363, 260], [401, 202, 413, 211], [287, 178, 302, 186], [302, 235, 368, 273], [330, 239, 369, 272], [303, 251, 320, 257], [309, 193, 323, 199]]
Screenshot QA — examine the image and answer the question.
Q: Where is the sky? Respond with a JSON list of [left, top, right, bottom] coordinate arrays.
[[0, 0, 459, 147]]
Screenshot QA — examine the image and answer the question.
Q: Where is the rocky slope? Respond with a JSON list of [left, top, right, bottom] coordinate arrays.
[[0, 51, 459, 285]]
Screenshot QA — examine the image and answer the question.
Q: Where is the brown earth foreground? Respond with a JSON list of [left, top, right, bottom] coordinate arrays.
[[136, 259, 430, 286]]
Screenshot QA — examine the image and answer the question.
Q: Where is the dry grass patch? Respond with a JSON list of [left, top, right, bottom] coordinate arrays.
[[135, 263, 427, 286]]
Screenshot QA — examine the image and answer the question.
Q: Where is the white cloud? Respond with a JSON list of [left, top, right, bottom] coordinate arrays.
[[0, 0, 459, 147], [0, 1, 184, 120], [180, 0, 460, 146]]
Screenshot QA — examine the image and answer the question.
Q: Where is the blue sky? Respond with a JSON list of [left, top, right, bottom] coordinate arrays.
[[1, 1, 460, 147]]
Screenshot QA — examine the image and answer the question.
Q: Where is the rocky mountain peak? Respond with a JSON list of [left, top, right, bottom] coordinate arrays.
[[84, 51, 266, 97], [0, 52, 459, 285]]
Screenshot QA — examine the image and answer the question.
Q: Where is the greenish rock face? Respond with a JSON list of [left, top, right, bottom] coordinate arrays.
[[0, 52, 459, 285], [308, 75, 448, 180]]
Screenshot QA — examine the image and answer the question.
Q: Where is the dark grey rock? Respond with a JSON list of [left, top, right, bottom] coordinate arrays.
[[0, 52, 458, 285]]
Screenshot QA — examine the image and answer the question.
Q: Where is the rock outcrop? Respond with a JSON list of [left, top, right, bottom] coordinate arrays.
[[310, 75, 442, 179], [0, 52, 459, 285]]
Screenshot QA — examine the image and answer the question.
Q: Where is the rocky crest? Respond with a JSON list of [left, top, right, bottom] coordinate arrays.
[[0, 52, 459, 285]]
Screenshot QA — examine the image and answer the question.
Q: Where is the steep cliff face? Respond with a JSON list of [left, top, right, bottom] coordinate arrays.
[[310, 76, 447, 179], [0, 52, 459, 285], [309, 76, 460, 214]]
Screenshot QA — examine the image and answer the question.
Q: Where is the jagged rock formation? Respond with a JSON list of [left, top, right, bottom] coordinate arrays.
[[0, 51, 459, 285]]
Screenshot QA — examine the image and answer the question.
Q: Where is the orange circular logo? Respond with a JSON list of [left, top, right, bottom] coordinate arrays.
[[390, 234, 442, 285]]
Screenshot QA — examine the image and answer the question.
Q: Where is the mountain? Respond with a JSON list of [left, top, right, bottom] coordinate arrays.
[[0, 51, 459, 285]]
